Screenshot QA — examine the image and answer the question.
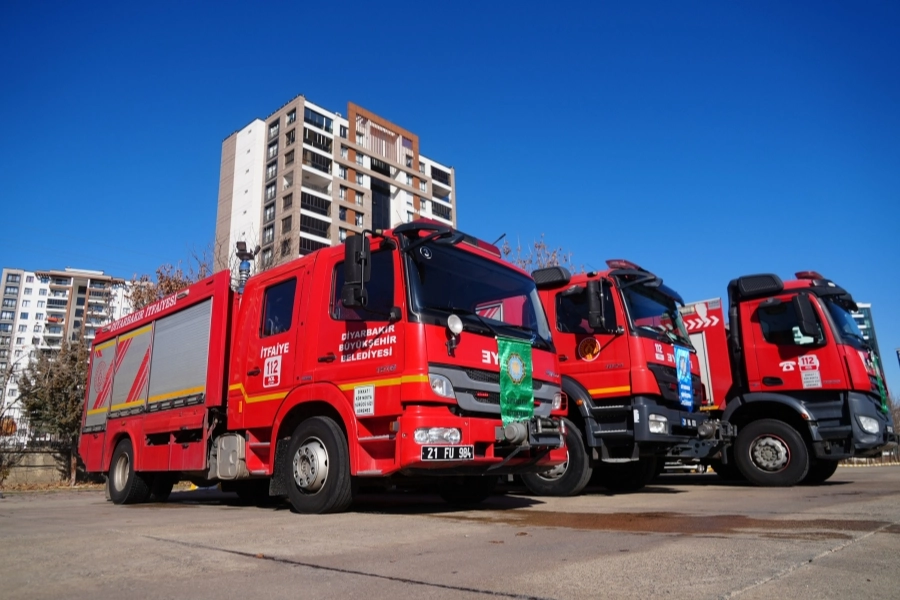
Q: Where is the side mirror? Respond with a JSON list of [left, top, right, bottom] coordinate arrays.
[[792, 293, 821, 340], [586, 280, 608, 330], [341, 235, 371, 308]]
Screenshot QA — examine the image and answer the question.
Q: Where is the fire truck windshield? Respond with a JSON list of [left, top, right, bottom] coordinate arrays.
[[822, 298, 868, 348], [620, 284, 692, 348], [405, 242, 553, 350]]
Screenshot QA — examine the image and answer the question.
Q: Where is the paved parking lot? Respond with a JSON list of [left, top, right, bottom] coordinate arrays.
[[2, 467, 899, 600]]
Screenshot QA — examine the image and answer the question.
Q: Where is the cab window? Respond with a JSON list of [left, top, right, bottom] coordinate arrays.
[[261, 278, 296, 337], [555, 283, 615, 334], [332, 251, 394, 321], [757, 301, 823, 346]]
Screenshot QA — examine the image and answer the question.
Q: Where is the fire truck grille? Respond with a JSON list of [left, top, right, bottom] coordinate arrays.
[[463, 368, 543, 389]]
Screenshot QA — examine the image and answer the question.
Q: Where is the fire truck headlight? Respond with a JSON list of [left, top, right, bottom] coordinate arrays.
[[428, 373, 455, 398], [857, 415, 880, 434], [648, 414, 668, 434], [552, 392, 563, 410], [414, 427, 462, 444]]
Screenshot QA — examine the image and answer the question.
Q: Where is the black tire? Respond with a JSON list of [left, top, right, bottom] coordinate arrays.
[[596, 457, 658, 492], [283, 417, 353, 514], [150, 475, 176, 502], [520, 418, 591, 496], [802, 459, 839, 485], [709, 447, 745, 482], [734, 419, 809, 486], [438, 475, 498, 507], [108, 438, 152, 505], [231, 479, 274, 505]]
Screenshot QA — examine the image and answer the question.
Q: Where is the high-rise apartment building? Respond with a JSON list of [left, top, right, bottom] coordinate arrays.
[[0, 267, 130, 436], [851, 303, 882, 361], [214, 96, 456, 271]]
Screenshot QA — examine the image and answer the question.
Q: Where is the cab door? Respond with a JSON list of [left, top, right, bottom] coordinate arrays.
[[551, 279, 631, 401], [230, 271, 305, 428], [746, 293, 845, 393], [311, 244, 406, 419]]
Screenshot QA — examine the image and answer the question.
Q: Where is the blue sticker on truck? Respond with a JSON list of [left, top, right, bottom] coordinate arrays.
[[675, 346, 693, 412]]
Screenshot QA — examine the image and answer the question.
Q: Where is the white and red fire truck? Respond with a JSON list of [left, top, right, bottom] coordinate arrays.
[[79, 221, 566, 513]]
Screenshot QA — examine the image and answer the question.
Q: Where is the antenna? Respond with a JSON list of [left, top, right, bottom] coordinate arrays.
[[492, 233, 507, 246]]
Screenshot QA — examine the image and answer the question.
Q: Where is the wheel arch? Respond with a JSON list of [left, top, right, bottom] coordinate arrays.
[[725, 394, 814, 448]]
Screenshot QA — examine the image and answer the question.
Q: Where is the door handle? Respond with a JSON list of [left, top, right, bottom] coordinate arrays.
[[318, 353, 336, 363], [247, 367, 261, 376], [762, 376, 783, 386], [559, 355, 569, 362]]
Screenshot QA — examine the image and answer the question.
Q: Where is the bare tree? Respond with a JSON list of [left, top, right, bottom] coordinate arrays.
[[0, 360, 29, 490], [501, 234, 580, 273], [128, 246, 214, 311]]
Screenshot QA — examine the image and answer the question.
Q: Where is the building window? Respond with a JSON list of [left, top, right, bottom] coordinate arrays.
[[339, 207, 347, 222], [4, 286, 18, 295], [339, 186, 347, 200], [6, 274, 20, 283], [269, 120, 280, 139], [33, 324, 42, 333], [432, 202, 452, 221], [304, 108, 333, 133], [19, 312, 28, 320], [300, 214, 330, 238], [338, 166, 347, 179], [283, 193, 293, 210], [355, 213, 364, 227], [287, 109, 297, 124], [16, 337, 24, 345], [266, 183, 276, 200], [2, 299, 12, 308], [17, 325, 27, 333], [340, 125, 348, 139], [282, 171, 293, 190], [356, 173, 364, 185], [406, 174, 413, 185], [268, 142, 278, 159], [266, 162, 277, 180], [261, 247, 274, 268], [341, 147, 348, 159], [38, 289, 47, 296], [356, 153, 364, 166], [0, 324, 11, 333], [300, 192, 331, 217], [282, 215, 292, 234], [0, 311, 12, 320], [356, 190, 364, 205], [35, 313, 43, 320], [303, 127, 333, 153], [420, 181, 427, 192], [36, 301, 44, 308], [263, 225, 275, 244], [285, 129, 296, 146], [285, 149, 295, 166], [298, 237, 328, 255], [302, 149, 332, 174], [280, 238, 292, 257], [264, 203, 275, 223], [339, 228, 347, 242]]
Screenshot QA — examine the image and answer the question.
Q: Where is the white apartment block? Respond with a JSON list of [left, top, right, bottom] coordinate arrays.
[[0, 267, 131, 437], [215, 96, 457, 271]]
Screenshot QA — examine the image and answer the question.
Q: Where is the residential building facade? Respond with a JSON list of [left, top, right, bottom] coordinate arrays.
[[0, 267, 130, 437], [214, 96, 456, 271]]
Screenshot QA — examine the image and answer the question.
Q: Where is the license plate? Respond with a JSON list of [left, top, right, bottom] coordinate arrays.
[[681, 417, 698, 428], [421, 445, 475, 461]]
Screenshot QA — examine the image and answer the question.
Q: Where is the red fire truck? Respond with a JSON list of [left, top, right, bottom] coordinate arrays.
[[519, 260, 725, 496], [683, 271, 894, 486], [79, 221, 566, 513]]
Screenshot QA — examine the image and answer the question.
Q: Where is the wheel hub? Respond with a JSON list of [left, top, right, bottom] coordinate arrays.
[[292, 438, 328, 493], [750, 435, 790, 472], [536, 450, 569, 481], [113, 454, 129, 492]]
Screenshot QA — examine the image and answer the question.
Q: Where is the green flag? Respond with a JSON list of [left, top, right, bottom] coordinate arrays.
[[871, 352, 889, 413], [497, 335, 534, 426]]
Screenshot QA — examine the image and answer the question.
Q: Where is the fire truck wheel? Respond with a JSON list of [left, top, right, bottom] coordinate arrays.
[[108, 438, 152, 505], [150, 476, 176, 502], [596, 457, 659, 492], [802, 459, 839, 485], [438, 475, 498, 507], [734, 419, 809, 486], [285, 417, 353, 514], [520, 419, 591, 496], [709, 447, 745, 482]]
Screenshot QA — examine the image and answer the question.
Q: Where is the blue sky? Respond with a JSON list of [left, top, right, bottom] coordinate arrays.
[[1, 1, 898, 390]]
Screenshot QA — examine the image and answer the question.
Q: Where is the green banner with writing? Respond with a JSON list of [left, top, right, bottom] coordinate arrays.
[[497, 335, 534, 426]]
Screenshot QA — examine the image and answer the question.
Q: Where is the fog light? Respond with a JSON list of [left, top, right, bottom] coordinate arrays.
[[414, 427, 462, 444], [648, 414, 668, 434], [428, 373, 455, 398], [857, 415, 880, 434], [552, 392, 562, 410]]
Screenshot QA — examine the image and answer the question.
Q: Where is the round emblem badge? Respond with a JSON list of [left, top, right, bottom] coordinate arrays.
[[419, 247, 432, 259], [507, 353, 526, 384], [577, 337, 601, 362]]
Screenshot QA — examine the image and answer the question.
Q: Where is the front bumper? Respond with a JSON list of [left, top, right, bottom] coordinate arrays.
[[809, 392, 895, 459], [396, 405, 566, 475]]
